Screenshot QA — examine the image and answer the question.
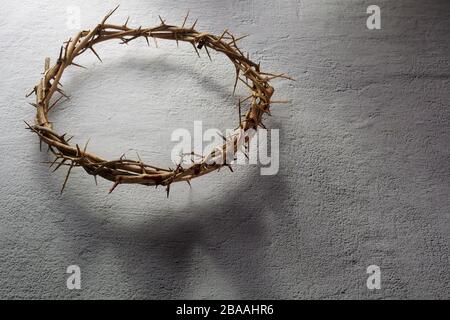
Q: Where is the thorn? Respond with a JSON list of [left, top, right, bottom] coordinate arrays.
[[49, 157, 60, 168], [124, 16, 130, 27], [60, 162, 74, 194], [226, 164, 234, 172], [89, 46, 102, 62], [56, 88, 70, 99], [28, 102, 38, 108], [53, 159, 67, 172], [229, 34, 249, 46], [233, 67, 240, 95], [58, 46, 64, 61], [270, 100, 291, 104], [94, 175, 98, 186], [166, 184, 170, 198], [26, 87, 37, 98], [83, 138, 91, 154], [64, 37, 72, 61], [158, 15, 165, 25], [109, 181, 119, 193], [48, 96, 65, 112], [217, 29, 228, 42], [75, 144, 82, 157], [144, 35, 150, 46], [60, 133, 67, 143], [191, 18, 198, 30], [186, 180, 191, 188], [204, 45, 212, 61], [192, 42, 200, 58], [121, 33, 141, 45], [135, 151, 146, 174], [174, 160, 184, 173], [238, 76, 253, 90], [71, 62, 87, 69], [266, 73, 295, 81], [135, 151, 142, 162], [241, 94, 253, 103], [102, 5, 120, 24], [182, 10, 190, 28]]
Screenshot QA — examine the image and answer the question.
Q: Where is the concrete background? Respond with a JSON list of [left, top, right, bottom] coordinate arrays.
[[0, 0, 449, 299]]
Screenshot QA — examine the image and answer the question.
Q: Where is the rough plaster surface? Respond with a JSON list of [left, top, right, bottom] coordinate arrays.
[[0, 0, 449, 299]]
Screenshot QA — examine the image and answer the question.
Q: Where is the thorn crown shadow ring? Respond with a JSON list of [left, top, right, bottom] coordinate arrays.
[[26, 7, 291, 196]]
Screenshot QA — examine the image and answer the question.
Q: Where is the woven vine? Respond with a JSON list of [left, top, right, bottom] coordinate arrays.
[[26, 6, 291, 196]]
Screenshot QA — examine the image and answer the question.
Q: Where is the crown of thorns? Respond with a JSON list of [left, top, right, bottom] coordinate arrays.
[[26, 6, 292, 196]]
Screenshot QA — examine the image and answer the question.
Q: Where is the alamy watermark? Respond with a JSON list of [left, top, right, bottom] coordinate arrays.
[[66, 265, 81, 290], [366, 264, 381, 290], [366, 5, 381, 30], [171, 121, 279, 176]]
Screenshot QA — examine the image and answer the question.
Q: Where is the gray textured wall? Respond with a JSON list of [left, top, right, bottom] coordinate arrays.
[[0, 0, 449, 299]]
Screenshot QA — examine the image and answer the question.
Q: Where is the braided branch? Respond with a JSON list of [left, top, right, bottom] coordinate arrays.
[[27, 7, 291, 196]]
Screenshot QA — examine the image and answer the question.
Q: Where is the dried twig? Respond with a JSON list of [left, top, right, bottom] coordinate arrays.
[[26, 7, 287, 194]]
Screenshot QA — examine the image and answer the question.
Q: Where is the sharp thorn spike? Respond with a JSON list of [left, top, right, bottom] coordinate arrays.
[[233, 67, 240, 95], [83, 138, 91, 153], [89, 46, 102, 62], [191, 18, 198, 30], [60, 162, 74, 194], [53, 159, 67, 172], [109, 181, 119, 194], [26, 87, 37, 98], [49, 157, 59, 168], [182, 10, 190, 28], [71, 62, 87, 69], [102, 5, 120, 24], [166, 184, 171, 198], [204, 45, 212, 62], [58, 46, 64, 61], [192, 42, 200, 58], [76, 144, 81, 157], [48, 96, 65, 112]]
